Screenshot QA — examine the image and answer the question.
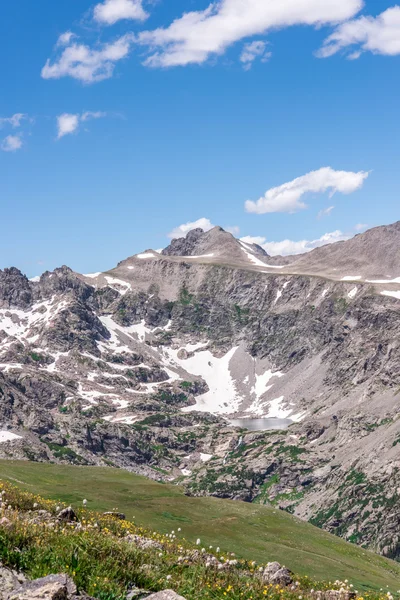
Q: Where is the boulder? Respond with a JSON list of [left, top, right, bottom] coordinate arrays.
[[7, 574, 76, 600], [57, 508, 78, 523], [262, 561, 293, 586], [145, 592, 187, 600], [0, 566, 26, 600]]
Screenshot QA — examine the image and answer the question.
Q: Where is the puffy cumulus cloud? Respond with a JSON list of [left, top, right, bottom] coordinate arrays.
[[138, 0, 363, 67], [317, 6, 400, 59], [1, 135, 23, 152], [57, 114, 80, 139], [167, 218, 215, 239], [57, 111, 107, 139], [240, 41, 271, 70], [0, 113, 27, 128], [241, 230, 351, 256], [41, 34, 134, 83], [94, 0, 148, 24], [245, 167, 369, 214], [317, 205, 335, 219]]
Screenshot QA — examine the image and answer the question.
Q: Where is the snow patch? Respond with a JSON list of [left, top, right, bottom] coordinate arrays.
[[104, 276, 131, 295], [341, 276, 362, 281], [240, 244, 268, 268], [184, 254, 215, 259], [136, 252, 156, 259], [0, 431, 22, 443], [381, 291, 400, 300], [367, 277, 400, 284], [200, 453, 213, 462], [168, 346, 241, 414], [84, 272, 101, 279], [348, 287, 358, 299]]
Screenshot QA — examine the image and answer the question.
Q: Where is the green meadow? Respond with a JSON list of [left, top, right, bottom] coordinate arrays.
[[0, 459, 399, 591]]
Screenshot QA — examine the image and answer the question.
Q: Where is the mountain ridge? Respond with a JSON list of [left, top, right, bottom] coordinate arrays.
[[1, 220, 400, 558]]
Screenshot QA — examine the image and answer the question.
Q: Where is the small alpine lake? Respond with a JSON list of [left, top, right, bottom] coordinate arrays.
[[228, 417, 293, 431]]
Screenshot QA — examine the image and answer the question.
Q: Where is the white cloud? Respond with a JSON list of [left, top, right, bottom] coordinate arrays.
[[245, 167, 369, 214], [167, 218, 215, 239], [57, 114, 80, 139], [56, 31, 76, 47], [138, 0, 363, 67], [241, 230, 351, 256], [225, 225, 240, 235], [81, 111, 107, 121], [41, 34, 134, 83], [317, 6, 400, 59], [1, 135, 23, 152], [317, 205, 335, 219], [240, 41, 271, 69], [354, 222, 368, 231], [94, 0, 148, 24], [0, 113, 26, 128], [56, 111, 107, 139]]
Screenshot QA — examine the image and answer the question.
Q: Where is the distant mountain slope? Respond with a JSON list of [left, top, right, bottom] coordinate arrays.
[[281, 221, 400, 281]]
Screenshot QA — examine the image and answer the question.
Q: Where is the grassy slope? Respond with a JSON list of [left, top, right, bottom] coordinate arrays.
[[0, 460, 399, 591]]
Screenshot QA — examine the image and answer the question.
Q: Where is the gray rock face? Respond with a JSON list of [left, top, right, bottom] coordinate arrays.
[[5, 573, 75, 600], [0, 566, 26, 599], [0, 268, 32, 309], [162, 228, 205, 256]]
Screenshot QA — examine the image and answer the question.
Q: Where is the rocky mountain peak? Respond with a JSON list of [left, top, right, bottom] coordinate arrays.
[[0, 267, 32, 309], [162, 225, 270, 264]]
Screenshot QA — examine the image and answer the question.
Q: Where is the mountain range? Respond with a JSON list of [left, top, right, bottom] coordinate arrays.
[[1, 222, 400, 559]]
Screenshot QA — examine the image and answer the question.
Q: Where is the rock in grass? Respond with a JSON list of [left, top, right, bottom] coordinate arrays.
[[7, 573, 76, 600], [57, 507, 78, 523], [145, 592, 187, 600], [0, 566, 26, 599], [0, 517, 12, 528], [262, 562, 293, 586], [103, 511, 126, 520], [125, 533, 162, 550]]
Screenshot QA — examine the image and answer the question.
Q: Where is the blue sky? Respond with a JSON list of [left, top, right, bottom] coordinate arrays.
[[1, 0, 399, 277]]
